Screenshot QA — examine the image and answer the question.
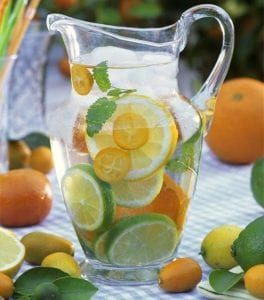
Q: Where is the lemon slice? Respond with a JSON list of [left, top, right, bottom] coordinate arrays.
[[71, 64, 94, 96], [106, 213, 178, 266], [0, 228, 25, 278], [112, 169, 164, 207], [61, 163, 115, 231], [86, 94, 178, 180]]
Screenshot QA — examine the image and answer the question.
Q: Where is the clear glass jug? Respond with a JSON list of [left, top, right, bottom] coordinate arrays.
[[47, 4, 234, 284]]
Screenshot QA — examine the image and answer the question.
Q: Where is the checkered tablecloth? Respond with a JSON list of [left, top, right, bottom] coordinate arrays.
[[9, 45, 263, 299], [12, 143, 263, 300]]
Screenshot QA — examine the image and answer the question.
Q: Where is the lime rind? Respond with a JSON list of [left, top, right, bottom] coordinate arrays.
[[105, 213, 178, 266], [111, 169, 164, 208], [93, 231, 109, 263], [62, 163, 115, 231]]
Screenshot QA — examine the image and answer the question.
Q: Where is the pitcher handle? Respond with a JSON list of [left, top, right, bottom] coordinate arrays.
[[179, 4, 234, 110]]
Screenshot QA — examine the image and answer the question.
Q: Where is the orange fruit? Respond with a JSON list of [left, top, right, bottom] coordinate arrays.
[[115, 173, 188, 230], [29, 146, 54, 174], [206, 78, 264, 164], [0, 169, 52, 227], [71, 64, 94, 96], [113, 112, 149, 150], [94, 147, 131, 183], [0, 273, 14, 298], [58, 55, 71, 78], [54, 0, 78, 10], [244, 264, 264, 299], [119, 0, 141, 25], [158, 257, 202, 292], [72, 111, 88, 153]]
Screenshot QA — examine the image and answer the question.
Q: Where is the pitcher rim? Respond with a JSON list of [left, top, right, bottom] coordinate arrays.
[[46, 13, 181, 48]]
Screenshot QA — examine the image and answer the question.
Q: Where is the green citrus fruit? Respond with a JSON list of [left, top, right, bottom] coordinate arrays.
[[251, 157, 264, 208], [232, 216, 264, 271], [200, 225, 242, 269]]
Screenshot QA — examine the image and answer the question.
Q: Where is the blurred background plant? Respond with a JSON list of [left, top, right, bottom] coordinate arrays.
[[39, 0, 264, 81]]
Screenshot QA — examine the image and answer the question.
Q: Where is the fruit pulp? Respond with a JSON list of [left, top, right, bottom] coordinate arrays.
[[48, 47, 203, 284]]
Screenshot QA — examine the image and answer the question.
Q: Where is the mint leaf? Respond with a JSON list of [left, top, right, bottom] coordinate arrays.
[[22, 132, 50, 149], [86, 97, 116, 137], [54, 277, 98, 300], [14, 267, 68, 296], [107, 88, 136, 98], [209, 269, 244, 293], [93, 61, 111, 92]]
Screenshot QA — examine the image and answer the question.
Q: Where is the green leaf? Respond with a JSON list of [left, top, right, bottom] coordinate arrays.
[[14, 267, 69, 296], [22, 132, 51, 149], [209, 269, 244, 293], [86, 97, 116, 137], [107, 88, 136, 98], [92, 61, 111, 92], [129, 3, 162, 18], [53, 277, 98, 300]]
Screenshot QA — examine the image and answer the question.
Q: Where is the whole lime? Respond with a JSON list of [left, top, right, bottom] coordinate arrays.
[[251, 157, 264, 208], [200, 225, 242, 269], [232, 216, 264, 271]]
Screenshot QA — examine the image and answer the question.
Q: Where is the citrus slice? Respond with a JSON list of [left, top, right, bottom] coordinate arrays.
[[93, 231, 109, 263], [113, 112, 149, 150], [94, 147, 131, 183], [112, 169, 164, 207], [106, 213, 178, 266], [71, 64, 94, 96], [86, 94, 178, 180], [0, 227, 25, 278], [61, 163, 115, 231], [164, 94, 202, 143]]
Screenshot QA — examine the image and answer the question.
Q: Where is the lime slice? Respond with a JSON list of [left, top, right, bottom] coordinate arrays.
[[93, 231, 109, 263], [0, 228, 25, 277], [61, 163, 115, 231], [86, 94, 178, 181], [165, 94, 202, 143], [112, 169, 164, 207], [106, 213, 178, 266]]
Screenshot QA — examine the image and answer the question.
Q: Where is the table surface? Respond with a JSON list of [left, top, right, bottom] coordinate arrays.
[[11, 45, 263, 300]]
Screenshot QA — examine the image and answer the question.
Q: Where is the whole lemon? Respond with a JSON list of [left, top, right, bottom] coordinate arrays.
[[200, 225, 242, 269]]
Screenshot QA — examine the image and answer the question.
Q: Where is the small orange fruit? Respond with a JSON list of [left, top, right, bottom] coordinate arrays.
[[71, 64, 94, 96], [206, 78, 264, 164], [0, 169, 52, 227], [54, 0, 78, 10], [0, 273, 14, 298], [115, 173, 188, 230], [244, 264, 264, 299], [58, 55, 71, 78], [72, 111, 88, 153], [119, 0, 141, 25], [29, 146, 54, 174], [158, 257, 202, 292]]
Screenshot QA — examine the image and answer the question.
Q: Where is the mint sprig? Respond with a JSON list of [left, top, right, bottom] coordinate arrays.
[[86, 97, 116, 137], [86, 61, 137, 137], [92, 61, 111, 92]]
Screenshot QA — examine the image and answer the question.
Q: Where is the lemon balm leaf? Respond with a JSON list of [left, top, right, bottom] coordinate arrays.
[[209, 269, 244, 293], [107, 88, 137, 98], [93, 61, 111, 92], [53, 277, 98, 300], [86, 97, 116, 137]]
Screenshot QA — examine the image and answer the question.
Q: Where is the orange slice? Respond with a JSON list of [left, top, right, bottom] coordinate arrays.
[[94, 147, 131, 183], [71, 64, 94, 96], [113, 112, 149, 150]]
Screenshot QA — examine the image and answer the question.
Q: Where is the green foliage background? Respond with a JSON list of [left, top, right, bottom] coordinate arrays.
[[40, 0, 264, 80]]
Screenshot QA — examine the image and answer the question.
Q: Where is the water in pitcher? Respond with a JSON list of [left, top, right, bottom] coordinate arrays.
[[48, 46, 203, 282]]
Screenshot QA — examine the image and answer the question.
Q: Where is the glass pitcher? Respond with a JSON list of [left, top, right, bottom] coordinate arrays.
[[47, 4, 234, 284]]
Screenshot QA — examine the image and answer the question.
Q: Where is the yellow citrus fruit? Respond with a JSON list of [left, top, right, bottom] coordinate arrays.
[[206, 78, 264, 164], [93, 147, 131, 183], [41, 252, 81, 278], [29, 146, 54, 174], [71, 64, 94, 96], [0, 273, 14, 299], [244, 264, 264, 299], [113, 112, 149, 150], [86, 94, 178, 181], [0, 228, 25, 278]]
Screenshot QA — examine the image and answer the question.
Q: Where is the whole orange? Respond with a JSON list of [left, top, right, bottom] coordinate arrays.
[[244, 264, 264, 299], [206, 78, 264, 164], [0, 169, 52, 227]]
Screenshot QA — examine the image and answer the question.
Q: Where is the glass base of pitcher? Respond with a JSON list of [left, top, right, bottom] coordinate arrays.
[[80, 259, 160, 285]]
